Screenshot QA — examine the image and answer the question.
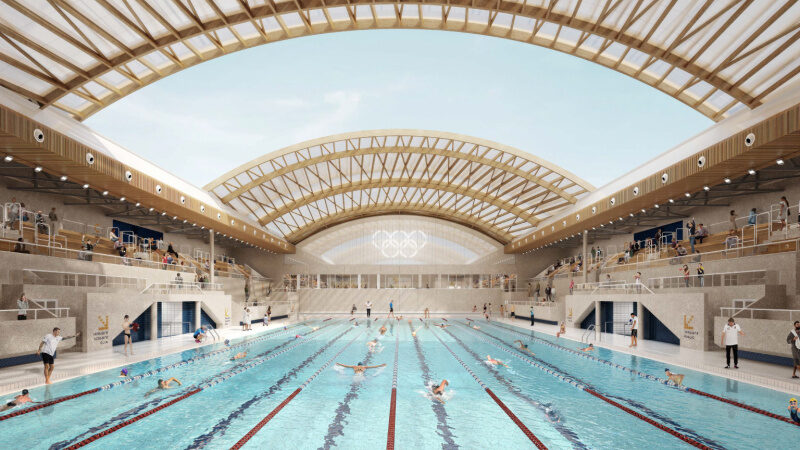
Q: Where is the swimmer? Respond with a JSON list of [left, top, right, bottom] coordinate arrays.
[[144, 377, 181, 397], [433, 323, 450, 329], [664, 368, 684, 386], [379, 325, 387, 335], [230, 352, 247, 361], [367, 339, 379, 352], [224, 339, 231, 346], [513, 340, 535, 356], [412, 327, 421, 337], [336, 362, 387, 374], [119, 368, 129, 377], [789, 398, 800, 423], [486, 355, 509, 368], [556, 321, 566, 338], [0, 389, 36, 412], [579, 344, 595, 352], [431, 379, 449, 403], [472, 325, 481, 330]]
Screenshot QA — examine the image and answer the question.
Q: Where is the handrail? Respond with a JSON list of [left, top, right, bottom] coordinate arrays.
[[22, 268, 147, 289], [0, 307, 70, 320], [647, 269, 770, 289], [140, 282, 209, 294], [581, 325, 595, 343], [720, 306, 800, 322]]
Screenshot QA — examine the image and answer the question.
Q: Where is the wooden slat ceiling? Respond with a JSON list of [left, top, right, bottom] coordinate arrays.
[[0, 104, 295, 252], [204, 130, 595, 244], [506, 101, 800, 253], [1, 1, 800, 121]]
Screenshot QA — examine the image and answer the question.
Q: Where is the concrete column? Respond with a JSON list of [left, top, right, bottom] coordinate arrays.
[[595, 300, 601, 340], [150, 302, 158, 341], [209, 229, 215, 285], [357, 274, 361, 289], [582, 230, 588, 283], [195, 301, 201, 330]]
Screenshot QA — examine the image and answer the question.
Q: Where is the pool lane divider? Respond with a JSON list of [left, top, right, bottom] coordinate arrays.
[[454, 322, 710, 449], [387, 333, 399, 450], [0, 321, 309, 422], [230, 328, 366, 449], [63, 322, 342, 449], [430, 328, 548, 449], [486, 321, 800, 427]]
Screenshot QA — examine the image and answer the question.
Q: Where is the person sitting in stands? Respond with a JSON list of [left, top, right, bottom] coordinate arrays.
[[725, 231, 739, 249], [80, 237, 94, 261], [748, 208, 757, 226], [166, 254, 175, 265], [35, 210, 47, 234], [167, 242, 179, 259], [109, 229, 118, 243], [696, 224, 708, 243], [19, 203, 29, 222], [6, 197, 19, 227], [675, 244, 687, 257], [13, 237, 30, 254]]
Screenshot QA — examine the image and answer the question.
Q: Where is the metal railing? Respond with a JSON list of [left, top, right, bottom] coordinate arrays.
[[141, 282, 204, 294], [720, 307, 800, 322], [573, 280, 653, 295], [647, 270, 770, 289], [581, 325, 595, 343], [0, 307, 70, 320], [22, 269, 147, 290]]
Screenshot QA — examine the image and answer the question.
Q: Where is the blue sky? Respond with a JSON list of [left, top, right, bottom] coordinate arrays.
[[86, 30, 712, 189]]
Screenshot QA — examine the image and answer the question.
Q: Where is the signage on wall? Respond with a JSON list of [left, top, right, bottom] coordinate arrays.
[[224, 308, 231, 327], [683, 314, 699, 341], [94, 315, 109, 345], [567, 307, 573, 323]]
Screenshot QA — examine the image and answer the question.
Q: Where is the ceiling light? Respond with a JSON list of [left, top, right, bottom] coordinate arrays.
[[685, 192, 691, 197], [4, 155, 13, 162], [148, 207, 154, 212], [135, 202, 141, 207], [172, 216, 177, 220], [102, 191, 108, 196], [777, 159, 784, 165], [119, 197, 125, 202], [748, 169, 756, 175], [82, 184, 89, 189], [724, 178, 731, 184], [183, 219, 187, 223], [161, 211, 166, 216], [703, 186, 710, 191], [668, 199, 674, 204], [654, 204, 659, 208], [60, 175, 67, 181], [34, 166, 42, 172], [201, 226, 205, 230], [629, 213, 634, 217], [641, 209, 646, 213]]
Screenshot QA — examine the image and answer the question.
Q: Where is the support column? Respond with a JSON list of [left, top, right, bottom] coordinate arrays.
[[150, 302, 158, 341], [595, 300, 601, 340], [195, 301, 201, 330], [582, 230, 588, 283], [209, 229, 215, 285]]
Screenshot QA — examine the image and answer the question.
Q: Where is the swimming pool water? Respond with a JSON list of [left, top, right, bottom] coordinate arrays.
[[0, 318, 794, 449]]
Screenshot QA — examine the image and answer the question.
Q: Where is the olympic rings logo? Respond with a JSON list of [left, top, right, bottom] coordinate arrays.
[[372, 230, 427, 258]]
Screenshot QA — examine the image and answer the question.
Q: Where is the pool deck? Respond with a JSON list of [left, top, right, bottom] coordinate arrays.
[[497, 317, 800, 396], [2, 315, 798, 398], [0, 319, 293, 396]]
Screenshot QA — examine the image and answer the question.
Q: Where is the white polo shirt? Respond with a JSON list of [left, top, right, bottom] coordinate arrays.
[[723, 323, 741, 346], [41, 333, 63, 356], [365, 301, 372, 309], [631, 316, 639, 331]]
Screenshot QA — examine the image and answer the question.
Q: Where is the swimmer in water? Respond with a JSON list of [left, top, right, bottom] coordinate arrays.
[[664, 368, 685, 386], [579, 344, 595, 352], [0, 389, 36, 412], [379, 325, 387, 335], [230, 352, 247, 361], [412, 327, 421, 337], [311, 326, 320, 331], [789, 398, 800, 423], [367, 339, 379, 352], [513, 340, 535, 356], [433, 323, 450, 328], [119, 368, 129, 377], [472, 324, 480, 330], [144, 377, 181, 397], [431, 379, 449, 403], [486, 355, 509, 368], [336, 362, 387, 374]]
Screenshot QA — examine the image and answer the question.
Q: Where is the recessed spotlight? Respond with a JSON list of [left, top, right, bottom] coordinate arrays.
[[703, 186, 710, 191], [668, 199, 674, 204], [685, 192, 691, 197], [183, 219, 187, 223], [748, 169, 756, 175], [148, 207, 154, 212], [34, 166, 42, 172], [172, 216, 177, 220], [724, 178, 731, 184], [135, 202, 141, 207], [192, 223, 196, 227], [82, 184, 89, 189], [629, 213, 634, 217], [119, 197, 125, 202], [641, 209, 646, 213], [654, 204, 659, 208], [4, 155, 13, 162], [600, 224, 605, 227], [201, 226, 205, 230], [102, 191, 108, 196], [161, 211, 166, 216], [60, 175, 67, 181]]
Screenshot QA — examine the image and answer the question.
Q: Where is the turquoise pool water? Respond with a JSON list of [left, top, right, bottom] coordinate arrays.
[[0, 318, 794, 449]]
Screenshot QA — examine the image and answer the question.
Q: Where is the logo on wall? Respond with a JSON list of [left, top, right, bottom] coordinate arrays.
[[372, 230, 427, 258], [683, 314, 699, 341], [97, 315, 109, 331], [683, 315, 694, 330]]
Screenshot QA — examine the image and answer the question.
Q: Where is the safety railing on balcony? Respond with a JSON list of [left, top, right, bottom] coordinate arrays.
[[647, 270, 771, 289], [22, 269, 147, 290]]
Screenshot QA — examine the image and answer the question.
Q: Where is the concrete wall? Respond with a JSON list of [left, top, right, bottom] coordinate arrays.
[[297, 288, 503, 314], [0, 317, 76, 358], [713, 316, 795, 358]]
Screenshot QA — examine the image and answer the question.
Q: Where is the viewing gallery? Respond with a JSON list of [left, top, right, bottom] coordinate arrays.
[[1, 0, 800, 448]]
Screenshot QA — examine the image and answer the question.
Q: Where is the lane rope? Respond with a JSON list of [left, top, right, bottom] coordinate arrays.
[[387, 333, 399, 450]]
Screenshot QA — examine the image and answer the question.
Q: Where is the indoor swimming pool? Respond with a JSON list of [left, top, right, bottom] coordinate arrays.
[[0, 318, 794, 449]]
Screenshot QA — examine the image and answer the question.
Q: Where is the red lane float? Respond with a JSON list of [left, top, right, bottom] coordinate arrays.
[[65, 388, 202, 449], [386, 388, 397, 450], [687, 388, 800, 426], [0, 388, 100, 421], [485, 388, 547, 449], [230, 388, 302, 450]]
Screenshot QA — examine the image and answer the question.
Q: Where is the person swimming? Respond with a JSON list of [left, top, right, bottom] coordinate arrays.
[[119, 368, 129, 377], [230, 352, 247, 361], [472, 324, 480, 330], [379, 326, 387, 335], [513, 340, 535, 356], [144, 377, 181, 397], [367, 339, 379, 352], [664, 368, 685, 386], [0, 389, 35, 412], [431, 379, 449, 403], [434, 323, 450, 328], [579, 344, 595, 352], [485, 355, 509, 368], [336, 362, 387, 374], [789, 398, 800, 423], [411, 327, 421, 337]]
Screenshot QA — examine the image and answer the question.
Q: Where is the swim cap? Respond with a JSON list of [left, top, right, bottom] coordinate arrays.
[[224, 339, 230, 346], [357, 361, 363, 366], [792, 398, 797, 402], [664, 368, 669, 372], [21, 389, 28, 395], [121, 368, 128, 375]]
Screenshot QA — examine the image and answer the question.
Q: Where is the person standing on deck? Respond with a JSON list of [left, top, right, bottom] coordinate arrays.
[[722, 318, 744, 369]]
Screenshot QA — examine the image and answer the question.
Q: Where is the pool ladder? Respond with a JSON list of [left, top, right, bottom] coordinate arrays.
[[581, 325, 596, 343]]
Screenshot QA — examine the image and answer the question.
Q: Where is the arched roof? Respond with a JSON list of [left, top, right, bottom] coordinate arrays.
[[205, 129, 594, 244], [1, 0, 800, 121]]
